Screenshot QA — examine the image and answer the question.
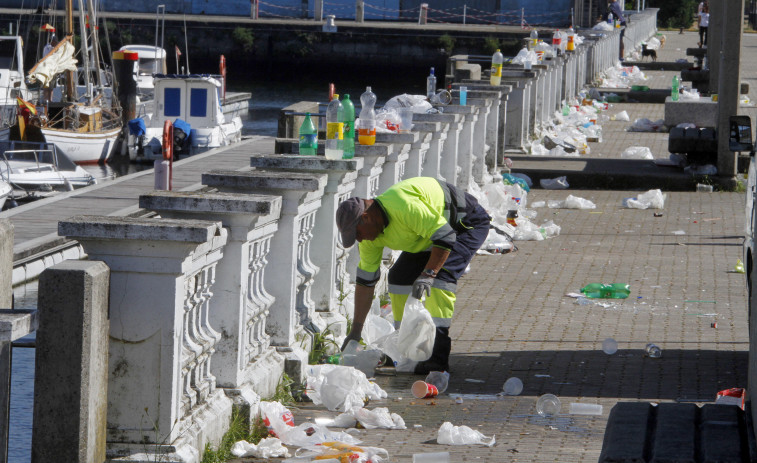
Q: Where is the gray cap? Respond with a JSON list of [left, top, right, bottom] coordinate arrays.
[[336, 197, 365, 248]]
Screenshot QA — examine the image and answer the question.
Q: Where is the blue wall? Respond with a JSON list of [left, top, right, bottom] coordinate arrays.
[[0, 0, 569, 23]]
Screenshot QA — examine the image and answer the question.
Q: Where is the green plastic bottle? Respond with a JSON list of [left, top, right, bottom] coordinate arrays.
[[671, 75, 680, 102], [580, 283, 630, 299], [298, 113, 317, 156], [340, 94, 355, 159]]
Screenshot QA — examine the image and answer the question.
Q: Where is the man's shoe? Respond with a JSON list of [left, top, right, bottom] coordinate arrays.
[[414, 360, 449, 375]]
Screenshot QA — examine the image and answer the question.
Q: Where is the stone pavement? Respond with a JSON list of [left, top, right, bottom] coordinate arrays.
[[233, 31, 752, 463]]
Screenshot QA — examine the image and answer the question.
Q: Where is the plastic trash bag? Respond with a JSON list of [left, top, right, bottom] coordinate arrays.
[[510, 172, 533, 188], [511, 47, 537, 65], [540, 176, 569, 189], [612, 110, 630, 121], [681, 89, 700, 100], [383, 93, 432, 112], [353, 407, 406, 429], [285, 442, 388, 463], [676, 122, 697, 129], [621, 146, 654, 160], [305, 364, 387, 412], [502, 173, 530, 192], [623, 189, 665, 209], [548, 195, 596, 209], [531, 141, 549, 155], [627, 118, 666, 132], [478, 228, 515, 254], [396, 297, 436, 362], [362, 311, 395, 349], [260, 401, 296, 438], [231, 437, 291, 458], [437, 422, 495, 447]]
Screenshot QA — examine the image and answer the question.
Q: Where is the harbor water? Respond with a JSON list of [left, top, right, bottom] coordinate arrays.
[[8, 72, 420, 462]]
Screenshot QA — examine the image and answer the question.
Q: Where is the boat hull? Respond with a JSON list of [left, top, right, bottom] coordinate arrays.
[[41, 127, 121, 164]]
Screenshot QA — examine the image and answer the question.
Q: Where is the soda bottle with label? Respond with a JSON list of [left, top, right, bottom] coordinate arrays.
[[671, 75, 680, 102], [325, 94, 344, 160], [358, 86, 377, 145], [340, 94, 355, 159], [490, 49, 504, 85], [552, 30, 562, 56], [298, 112, 317, 156]]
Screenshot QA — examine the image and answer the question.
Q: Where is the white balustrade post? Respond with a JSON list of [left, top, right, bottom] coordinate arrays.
[[465, 96, 493, 185], [413, 120, 448, 181], [438, 105, 476, 189], [59, 216, 232, 460], [415, 112, 463, 185], [201, 171, 327, 380], [356, 0, 364, 23], [248, 155, 363, 332], [314, 0, 323, 21], [375, 132, 418, 184], [139, 191, 285, 405], [419, 3, 428, 25]]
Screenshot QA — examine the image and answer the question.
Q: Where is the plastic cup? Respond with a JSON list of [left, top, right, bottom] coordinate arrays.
[[602, 337, 618, 355], [524, 60, 532, 70], [459, 86, 467, 106], [411, 380, 439, 399], [645, 343, 662, 358], [503, 377, 523, 396], [425, 371, 450, 393], [413, 452, 450, 463], [536, 393, 561, 416], [399, 108, 414, 132], [569, 402, 603, 415]]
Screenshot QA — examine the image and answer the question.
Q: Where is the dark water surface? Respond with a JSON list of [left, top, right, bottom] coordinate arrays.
[[9, 72, 421, 461]]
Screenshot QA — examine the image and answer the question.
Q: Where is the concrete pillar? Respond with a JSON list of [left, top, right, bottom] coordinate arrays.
[[401, 124, 437, 178], [59, 216, 232, 460], [465, 89, 501, 169], [419, 3, 428, 24], [708, 0, 724, 92], [414, 112, 462, 186], [31, 261, 109, 463], [376, 132, 420, 179], [438, 104, 476, 188], [202, 172, 326, 348], [356, 0, 364, 22], [466, 97, 493, 185], [0, 220, 11, 309], [139, 191, 285, 404], [250, 0, 258, 19], [314, 0, 323, 21], [716, 0, 744, 178], [247, 155, 363, 331]]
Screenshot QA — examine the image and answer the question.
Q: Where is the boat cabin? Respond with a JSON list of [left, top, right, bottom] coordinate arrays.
[[149, 74, 225, 130], [118, 45, 166, 93], [0, 36, 26, 101]]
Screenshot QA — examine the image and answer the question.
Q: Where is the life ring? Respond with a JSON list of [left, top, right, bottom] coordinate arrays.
[[162, 120, 173, 160]]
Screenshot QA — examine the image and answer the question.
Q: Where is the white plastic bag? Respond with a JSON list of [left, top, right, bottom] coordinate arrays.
[[231, 437, 291, 458], [396, 297, 436, 361], [260, 401, 295, 438], [623, 189, 665, 209], [621, 146, 654, 160], [548, 195, 596, 209], [540, 176, 569, 189], [353, 407, 406, 429], [305, 364, 388, 412], [612, 110, 630, 121], [628, 118, 665, 132], [437, 422, 495, 446]]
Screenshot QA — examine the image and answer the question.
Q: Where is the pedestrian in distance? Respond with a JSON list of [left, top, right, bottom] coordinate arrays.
[[698, 2, 709, 48], [335, 177, 492, 375], [607, 0, 627, 60]]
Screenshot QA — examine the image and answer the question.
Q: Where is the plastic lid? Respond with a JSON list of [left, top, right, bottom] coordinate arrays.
[[333, 93, 339, 99]]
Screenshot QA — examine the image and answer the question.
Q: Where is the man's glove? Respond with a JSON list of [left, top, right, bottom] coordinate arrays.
[[341, 322, 363, 351], [411, 274, 434, 299]]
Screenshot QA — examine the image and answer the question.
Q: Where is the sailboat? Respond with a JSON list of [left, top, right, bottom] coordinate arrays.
[[25, 0, 122, 165]]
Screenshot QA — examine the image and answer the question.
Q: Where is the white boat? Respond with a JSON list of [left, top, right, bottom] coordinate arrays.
[[0, 36, 32, 126], [0, 140, 96, 192], [128, 74, 242, 162], [0, 178, 11, 210], [24, 1, 122, 165]]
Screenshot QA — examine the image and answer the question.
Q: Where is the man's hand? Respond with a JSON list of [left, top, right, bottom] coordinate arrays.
[[411, 274, 434, 299], [341, 322, 364, 351]]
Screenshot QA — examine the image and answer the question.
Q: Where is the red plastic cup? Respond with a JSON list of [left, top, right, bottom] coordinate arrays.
[[412, 380, 439, 399]]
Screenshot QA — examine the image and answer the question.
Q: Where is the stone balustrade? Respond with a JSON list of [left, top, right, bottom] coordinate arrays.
[[19, 20, 662, 462]]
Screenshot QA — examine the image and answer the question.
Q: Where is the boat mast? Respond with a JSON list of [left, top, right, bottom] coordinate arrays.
[[64, 0, 75, 102], [87, 0, 103, 90], [77, 0, 92, 102]]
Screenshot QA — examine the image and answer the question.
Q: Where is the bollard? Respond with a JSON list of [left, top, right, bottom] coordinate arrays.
[[314, 0, 323, 21], [356, 0, 364, 23], [419, 3, 428, 25], [111, 50, 138, 123]]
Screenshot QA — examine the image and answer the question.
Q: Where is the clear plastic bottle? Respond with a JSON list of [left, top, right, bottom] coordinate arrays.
[[426, 67, 437, 99], [325, 94, 344, 160], [530, 29, 538, 49], [645, 343, 662, 358], [608, 12, 613, 24], [340, 94, 355, 159], [552, 30, 562, 56], [358, 86, 376, 146], [566, 27, 575, 51], [671, 75, 680, 102], [490, 49, 504, 86], [298, 113, 317, 156]]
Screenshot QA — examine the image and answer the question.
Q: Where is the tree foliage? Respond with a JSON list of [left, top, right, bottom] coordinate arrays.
[[648, 0, 698, 29]]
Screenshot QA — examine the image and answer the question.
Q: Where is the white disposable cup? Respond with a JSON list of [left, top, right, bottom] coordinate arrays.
[[569, 402, 603, 415], [536, 393, 561, 416], [399, 108, 414, 132], [413, 452, 450, 463]]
